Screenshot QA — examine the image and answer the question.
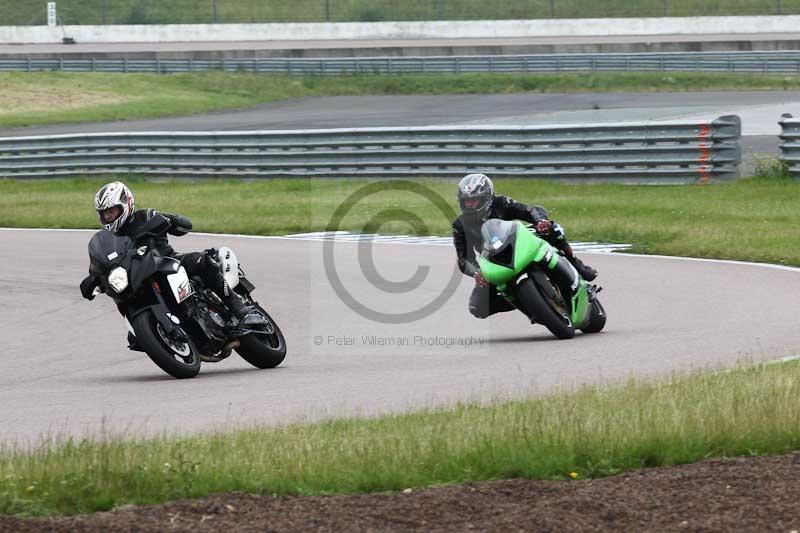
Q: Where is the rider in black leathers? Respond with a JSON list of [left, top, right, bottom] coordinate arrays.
[[452, 173, 597, 319], [79, 181, 265, 330]]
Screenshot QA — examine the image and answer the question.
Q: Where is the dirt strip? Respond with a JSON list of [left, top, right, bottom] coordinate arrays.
[[2, 453, 799, 532]]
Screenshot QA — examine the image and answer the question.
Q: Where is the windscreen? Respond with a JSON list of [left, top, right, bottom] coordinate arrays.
[[480, 219, 517, 255], [88, 230, 133, 272]]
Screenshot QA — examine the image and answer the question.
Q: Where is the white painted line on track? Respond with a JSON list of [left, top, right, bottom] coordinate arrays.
[[0, 227, 632, 252], [0, 227, 95, 232], [766, 355, 800, 365], [711, 354, 800, 379], [280, 231, 633, 252], [2, 227, 798, 273], [600, 251, 800, 273]]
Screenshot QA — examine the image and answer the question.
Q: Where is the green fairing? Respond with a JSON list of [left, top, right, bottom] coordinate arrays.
[[479, 221, 593, 329], [547, 250, 559, 269], [477, 257, 514, 287], [518, 225, 552, 268], [478, 222, 551, 286], [571, 278, 590, 325]]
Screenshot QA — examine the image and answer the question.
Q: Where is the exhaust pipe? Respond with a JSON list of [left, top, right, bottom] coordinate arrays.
[[224, 339, 241, 351]]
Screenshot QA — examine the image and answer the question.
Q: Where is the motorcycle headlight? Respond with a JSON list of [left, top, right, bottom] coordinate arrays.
[[108, 267, 129, 293]]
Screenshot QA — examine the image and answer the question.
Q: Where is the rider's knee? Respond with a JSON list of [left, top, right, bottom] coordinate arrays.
[[469, 304, 488, 319]]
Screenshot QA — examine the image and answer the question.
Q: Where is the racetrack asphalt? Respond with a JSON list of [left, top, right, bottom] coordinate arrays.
[[1, 228, 798, 443]]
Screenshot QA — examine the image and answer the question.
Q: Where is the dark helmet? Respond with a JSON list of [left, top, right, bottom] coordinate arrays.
[[457, 173, 494, 220]]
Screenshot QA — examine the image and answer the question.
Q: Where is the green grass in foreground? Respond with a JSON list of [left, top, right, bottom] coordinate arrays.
[[4, 71, 800, 128], [1, 360, 799, 516], [1, 175, 797, 266]]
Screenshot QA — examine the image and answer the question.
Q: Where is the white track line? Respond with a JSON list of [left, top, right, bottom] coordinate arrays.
[[282, 231, 632, 252], [2, 227, 798, 273], [0, 227, 632, 252], [606, 251, 800, 273], [712, 354, 800, 376], [766, 355, 800, 365]]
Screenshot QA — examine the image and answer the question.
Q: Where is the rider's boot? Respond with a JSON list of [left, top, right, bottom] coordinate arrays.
[[558, 242, 598, 281], [567, 255, 598, 282], [223, 292, 268, 328]]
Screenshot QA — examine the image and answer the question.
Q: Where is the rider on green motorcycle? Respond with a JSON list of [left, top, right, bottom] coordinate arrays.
[[452, 173, 597, 319]]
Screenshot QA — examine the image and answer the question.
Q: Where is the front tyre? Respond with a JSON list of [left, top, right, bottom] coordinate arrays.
[[518, 278, 575, 340], [132, 312, 201, 379], [235, 305, 286, 369]]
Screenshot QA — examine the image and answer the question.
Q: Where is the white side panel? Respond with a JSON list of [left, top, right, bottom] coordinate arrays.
[[218, 246, 240, 290], [167, 266, 194, 303]]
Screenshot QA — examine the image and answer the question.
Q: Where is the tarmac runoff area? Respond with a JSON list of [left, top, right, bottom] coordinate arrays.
[[0, 91, 795, 171]]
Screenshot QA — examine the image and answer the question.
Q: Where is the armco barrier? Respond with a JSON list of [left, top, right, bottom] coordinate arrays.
[[2, 52, 800, 75], [779, 114, 800, 178], [0, 118, 741, 183]]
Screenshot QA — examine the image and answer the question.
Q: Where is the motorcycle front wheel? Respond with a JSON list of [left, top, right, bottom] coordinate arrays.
[[517, 278, 575, 340], [132, 312, 201, 379], [235, 305, 287, 369]]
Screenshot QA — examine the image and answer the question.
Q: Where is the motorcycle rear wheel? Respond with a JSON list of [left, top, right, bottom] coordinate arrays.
[[518, 278, 575, 339], [132, 312, 201, 379]]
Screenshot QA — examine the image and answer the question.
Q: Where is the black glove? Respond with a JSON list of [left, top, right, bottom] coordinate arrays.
[[165, 213, 192, 236], [80, 275, 100, 301], [204, 248, 222, 271]]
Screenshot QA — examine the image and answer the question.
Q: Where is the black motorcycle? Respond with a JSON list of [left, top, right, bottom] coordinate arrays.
[[84, 214, 286, 379]]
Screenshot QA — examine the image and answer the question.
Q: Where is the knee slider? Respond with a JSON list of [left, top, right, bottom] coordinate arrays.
[[469, 304, 488, 319]]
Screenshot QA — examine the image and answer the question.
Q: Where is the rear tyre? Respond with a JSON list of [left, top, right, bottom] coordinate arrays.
[[235, 305, 286, 369], [581, 298, 607, 334], [132, 312, 201, 379], [518, 278, 575, 339]]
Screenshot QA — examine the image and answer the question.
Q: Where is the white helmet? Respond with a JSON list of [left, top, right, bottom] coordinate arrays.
[[95, 181, 134, 234]]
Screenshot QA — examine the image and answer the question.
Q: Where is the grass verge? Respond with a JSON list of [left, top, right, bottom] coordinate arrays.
[[1, 360, 799, 516], [3, 71, 800, 128], [4, 0, 800, 25], [0, 175, 797, 266]]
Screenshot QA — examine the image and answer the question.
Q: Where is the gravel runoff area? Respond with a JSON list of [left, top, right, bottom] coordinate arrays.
[[2, 453, 799, 532]]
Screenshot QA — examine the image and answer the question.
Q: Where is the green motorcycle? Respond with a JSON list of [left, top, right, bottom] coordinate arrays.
[[477, 219, 606, 339]]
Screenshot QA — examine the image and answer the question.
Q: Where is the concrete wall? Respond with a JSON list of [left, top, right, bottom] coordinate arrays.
[[1, 16, 799, 44]]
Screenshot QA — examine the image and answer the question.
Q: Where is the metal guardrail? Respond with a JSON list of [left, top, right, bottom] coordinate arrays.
[[3, 52, 800, 75], [779, 114, 800, 178], [0, 118, 741, 182]]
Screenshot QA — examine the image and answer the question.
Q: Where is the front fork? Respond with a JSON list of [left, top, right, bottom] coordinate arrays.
[[127, 281, 188, 341]]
